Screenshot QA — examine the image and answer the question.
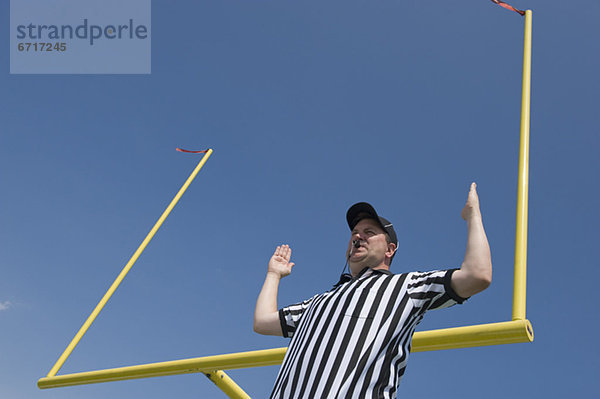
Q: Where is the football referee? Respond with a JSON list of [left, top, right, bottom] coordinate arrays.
[[254, 183, 492, 398]]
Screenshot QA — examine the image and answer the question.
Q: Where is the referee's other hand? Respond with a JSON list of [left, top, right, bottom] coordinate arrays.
[[268, 244, 295, 278]]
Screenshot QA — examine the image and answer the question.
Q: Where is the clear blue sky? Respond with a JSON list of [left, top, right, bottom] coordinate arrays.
[[1, 1, 599, 398]]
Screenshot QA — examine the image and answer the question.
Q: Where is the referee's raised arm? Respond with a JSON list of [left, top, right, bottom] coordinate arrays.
[[253, 245, 295, 336]]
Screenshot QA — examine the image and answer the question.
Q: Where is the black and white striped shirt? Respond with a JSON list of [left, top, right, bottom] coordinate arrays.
[[271, 267, 466, 399]]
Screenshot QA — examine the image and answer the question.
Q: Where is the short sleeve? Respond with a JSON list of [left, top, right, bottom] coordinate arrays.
[[278, 295, 317, 338], [406, 269, 468, 311]]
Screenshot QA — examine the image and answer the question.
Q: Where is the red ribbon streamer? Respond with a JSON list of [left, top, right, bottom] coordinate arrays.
[[176, 148, 209, 154], [490, 0, 525, 15]]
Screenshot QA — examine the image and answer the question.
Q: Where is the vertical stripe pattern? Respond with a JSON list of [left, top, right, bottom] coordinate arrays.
[[271, 267, 466, 399]]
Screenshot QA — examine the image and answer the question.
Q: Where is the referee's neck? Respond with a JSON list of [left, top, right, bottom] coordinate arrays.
[[350, 264, 390, 277]]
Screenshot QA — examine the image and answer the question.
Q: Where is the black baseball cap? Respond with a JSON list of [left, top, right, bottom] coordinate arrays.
[[346, 202, 398, 247]]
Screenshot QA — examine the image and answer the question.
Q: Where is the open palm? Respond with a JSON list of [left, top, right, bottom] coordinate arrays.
[[268, 244, 295, 278]]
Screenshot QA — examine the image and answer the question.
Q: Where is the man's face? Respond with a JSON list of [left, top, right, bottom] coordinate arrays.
[[347, 218, 395, 272]]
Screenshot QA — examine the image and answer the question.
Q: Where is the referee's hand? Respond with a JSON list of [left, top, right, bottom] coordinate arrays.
[[461, 182, 482, 222], [268, 244, 295, 278]]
